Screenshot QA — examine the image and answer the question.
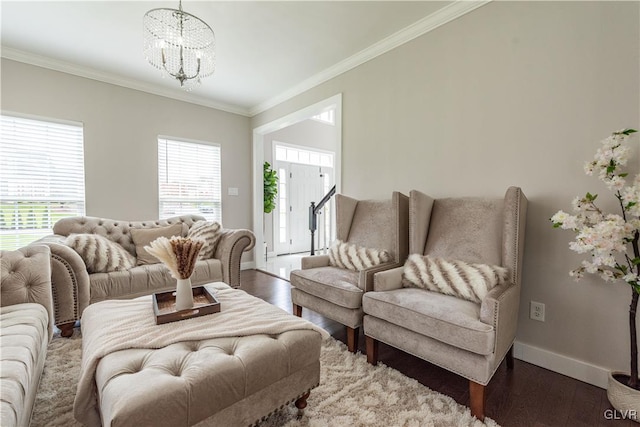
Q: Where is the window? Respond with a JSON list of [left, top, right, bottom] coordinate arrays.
[[278, 167, 287, 244], [0, 114, 85, 250], [158, 137, 221, 222], [311, 109, 335, 125], [274, 143, 334, 168]]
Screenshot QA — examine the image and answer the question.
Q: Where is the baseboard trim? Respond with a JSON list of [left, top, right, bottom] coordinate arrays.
[[241, 261, 256, 270], [513, 341, 609, 389]]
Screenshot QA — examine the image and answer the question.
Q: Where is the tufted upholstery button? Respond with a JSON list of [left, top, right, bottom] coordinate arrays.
[[98, 221, 103, 226], [113, 223, 118, 227], [155, 221, 160, 225]]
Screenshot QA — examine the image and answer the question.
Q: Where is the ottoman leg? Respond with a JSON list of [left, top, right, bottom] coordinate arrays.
[[295, 391, 310, 418]]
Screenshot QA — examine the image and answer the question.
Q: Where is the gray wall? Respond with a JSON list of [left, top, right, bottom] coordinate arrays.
[[1, 59, 252, 237], [252, 1, 640, 381]]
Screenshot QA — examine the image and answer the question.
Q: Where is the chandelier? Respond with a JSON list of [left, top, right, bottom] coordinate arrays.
[[143, 0, 215, 90]]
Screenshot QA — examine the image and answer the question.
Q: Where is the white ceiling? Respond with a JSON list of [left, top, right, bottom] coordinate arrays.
[[1, 1, 486, 116]]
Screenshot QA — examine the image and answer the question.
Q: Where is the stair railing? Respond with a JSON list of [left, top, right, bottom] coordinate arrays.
[[309, 185, 336, 255]]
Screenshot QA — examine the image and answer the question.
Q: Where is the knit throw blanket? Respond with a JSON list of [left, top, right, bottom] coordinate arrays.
[[73, 282, 328, 427]]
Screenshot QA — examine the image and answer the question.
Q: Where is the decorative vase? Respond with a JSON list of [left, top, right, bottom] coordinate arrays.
[[607, 371, 640, 423], [175, 278, 194, 311]]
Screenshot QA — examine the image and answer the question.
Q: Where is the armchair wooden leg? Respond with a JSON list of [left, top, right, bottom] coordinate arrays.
[[469, 381, 486, 421], [366, 335, 378, 365], [506, 344, 514, 369], [58, 321, 75, 338], [293, 304, 302, 317], [346, 326, 358, 353]]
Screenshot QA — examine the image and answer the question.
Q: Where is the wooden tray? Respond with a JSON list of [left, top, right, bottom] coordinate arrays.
[[153, 286, 220, 325]]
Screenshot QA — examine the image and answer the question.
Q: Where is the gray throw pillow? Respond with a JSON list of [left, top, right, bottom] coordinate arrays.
[[187, 221, 223, 260], [65, 234, 136, 273], [130, 223, 184, 265], [402, 254, 509, 303]]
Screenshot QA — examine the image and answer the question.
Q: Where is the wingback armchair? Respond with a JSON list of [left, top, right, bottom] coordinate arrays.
[[290, 191, 409, 352], [362, 187, 527, 420]]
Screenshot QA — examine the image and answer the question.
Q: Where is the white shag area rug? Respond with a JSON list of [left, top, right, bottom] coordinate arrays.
[[32, 333, 499, 427]]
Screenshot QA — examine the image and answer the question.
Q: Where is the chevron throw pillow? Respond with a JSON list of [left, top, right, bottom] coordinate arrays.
[[401, 254, 509, 303], [187, 221, 223, 260], [328, 240, 392, 271], [65, 233, 136, 273]]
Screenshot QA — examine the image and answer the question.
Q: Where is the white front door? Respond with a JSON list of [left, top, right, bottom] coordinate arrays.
[[275, 162, 328, 255], [289, 163, 325, 253]]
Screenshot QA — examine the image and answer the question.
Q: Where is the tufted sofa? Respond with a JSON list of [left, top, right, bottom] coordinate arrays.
[[32, 215, 255, 337], [0, 245, 54, 427]]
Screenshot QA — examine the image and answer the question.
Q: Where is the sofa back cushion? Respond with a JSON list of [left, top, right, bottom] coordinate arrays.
[[53, 215, 204, 256], [130, 223, 184, 265]]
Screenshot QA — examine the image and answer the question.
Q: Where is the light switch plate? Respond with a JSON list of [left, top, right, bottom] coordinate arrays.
[[228, 187, 239, 196]]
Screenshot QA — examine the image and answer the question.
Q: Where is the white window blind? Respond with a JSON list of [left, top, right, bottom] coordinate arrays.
[[0, 114, 85, 250], [158, 137, 221, 222]]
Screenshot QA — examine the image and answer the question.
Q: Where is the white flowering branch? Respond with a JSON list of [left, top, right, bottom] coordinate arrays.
[[551, 128, 639, 391]]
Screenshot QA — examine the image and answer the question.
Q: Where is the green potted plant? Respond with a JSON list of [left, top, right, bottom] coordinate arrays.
[[263, 162, 278, 214], [552, 129, 639, 420]]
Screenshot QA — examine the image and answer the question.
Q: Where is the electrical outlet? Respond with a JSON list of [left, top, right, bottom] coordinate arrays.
[[530, 301, 545, 322]]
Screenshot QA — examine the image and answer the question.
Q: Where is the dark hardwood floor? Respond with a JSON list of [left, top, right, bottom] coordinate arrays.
[[241, 269, 636, 427]]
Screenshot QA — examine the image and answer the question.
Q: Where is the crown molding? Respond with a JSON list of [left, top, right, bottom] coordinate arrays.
[[0, 47, 252, 117], [249, 0, 491, 116], [1, 0, 489, 118]]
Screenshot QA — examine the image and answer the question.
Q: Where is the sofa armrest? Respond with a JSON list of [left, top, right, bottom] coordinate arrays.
[[0, 245, 54, 340], [372, 266, 404, 292], [214, 229, 256, 288], [301, 255, 330, 270], [31, 235, 90, 331], [480, 283, 521, 360], [358, 262, 403, 292]]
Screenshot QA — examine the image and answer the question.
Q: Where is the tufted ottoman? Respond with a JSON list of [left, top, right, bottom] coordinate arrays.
[[74, 282, 324, 427]]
